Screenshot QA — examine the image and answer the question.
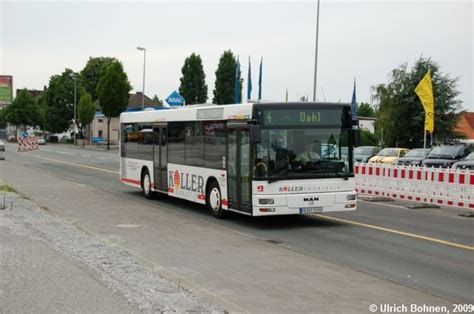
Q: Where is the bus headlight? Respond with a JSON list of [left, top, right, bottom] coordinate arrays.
[[346, 194, 357, 201], [259, 198, 275, 205]]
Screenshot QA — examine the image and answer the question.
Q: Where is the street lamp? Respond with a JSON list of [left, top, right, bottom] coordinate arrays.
[[137, 47, 146, 110]]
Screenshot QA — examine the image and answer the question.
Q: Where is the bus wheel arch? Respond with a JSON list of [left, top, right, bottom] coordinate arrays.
[[141, 167, 153, 199], [205, 178, 227, 219]]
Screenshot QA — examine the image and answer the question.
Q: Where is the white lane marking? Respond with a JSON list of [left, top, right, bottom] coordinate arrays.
[[30, 154, 120, 175], [54, 150, 75, 155], [37, 148, 75, 155]]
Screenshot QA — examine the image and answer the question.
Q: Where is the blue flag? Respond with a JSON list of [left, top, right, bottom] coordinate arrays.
[[258, 57, 263, 100], [351, 78, 357, 120], [234, 58, 241, 103], [247, 57, 252, 101]]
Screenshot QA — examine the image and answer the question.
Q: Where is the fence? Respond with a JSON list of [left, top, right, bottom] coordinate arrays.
[[17, 137, 39, 152], [355, 163, 474, 210]]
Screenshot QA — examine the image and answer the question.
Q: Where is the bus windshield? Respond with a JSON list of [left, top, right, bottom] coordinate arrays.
[[254, 127, 352, 181]]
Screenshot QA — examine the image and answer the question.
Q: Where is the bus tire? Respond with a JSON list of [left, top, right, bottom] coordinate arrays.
[[141, 168, 154, 199], [207, 180, 227, 219]]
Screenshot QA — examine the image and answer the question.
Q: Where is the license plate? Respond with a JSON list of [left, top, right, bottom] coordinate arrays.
[[299, 207, 323, 214]]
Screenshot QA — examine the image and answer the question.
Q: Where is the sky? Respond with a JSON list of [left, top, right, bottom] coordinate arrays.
[[0, 0, 472, 111]]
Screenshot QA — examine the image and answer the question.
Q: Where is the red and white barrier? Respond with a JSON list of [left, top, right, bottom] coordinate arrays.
[[17, 137, 39, 152], [355, 163, 474, 210]]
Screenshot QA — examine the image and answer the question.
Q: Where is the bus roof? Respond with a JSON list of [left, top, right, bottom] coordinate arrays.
[[119, 102, 350, 124]]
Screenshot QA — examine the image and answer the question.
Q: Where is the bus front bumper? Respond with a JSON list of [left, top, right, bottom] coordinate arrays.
[[252, 191, 357, 216]]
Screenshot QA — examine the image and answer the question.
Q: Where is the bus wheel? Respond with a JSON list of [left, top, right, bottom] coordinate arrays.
[[142, 169, 153, 199], [207, 181, 226, 219]]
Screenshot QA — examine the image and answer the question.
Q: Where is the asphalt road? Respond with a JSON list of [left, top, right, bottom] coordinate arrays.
[[4, 143, 474, 304]]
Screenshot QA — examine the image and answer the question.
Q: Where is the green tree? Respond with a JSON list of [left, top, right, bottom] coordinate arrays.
[[152, 95, 163, 106], [359, 129, 378, 146], [213, 50, 238, 104], [97, 61, 132, 150], [358, 102, 376, 117], [179, 53, 208, 105], [5, 89, 37, 131], [78, 92, 95, 146], [44, 69, 84, 133], [80, 57, 117, 101], [31, 91, 48, 133], [0, 108, 7, 129], [372, 57, 462, 148]]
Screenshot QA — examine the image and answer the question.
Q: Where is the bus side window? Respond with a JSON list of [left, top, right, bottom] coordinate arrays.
[[203, 121, 226, 169], [168, 122, 186, 164], [122, 123, 138, 158], [185, 121, 204, 167]]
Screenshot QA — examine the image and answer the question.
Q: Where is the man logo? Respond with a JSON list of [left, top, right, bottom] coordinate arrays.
[[303, 197, 319, 202]]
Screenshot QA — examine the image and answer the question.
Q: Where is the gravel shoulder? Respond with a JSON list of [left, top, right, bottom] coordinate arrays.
[[0, 192, 222, 313]]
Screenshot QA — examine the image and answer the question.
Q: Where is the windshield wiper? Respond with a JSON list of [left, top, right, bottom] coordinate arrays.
[[335, 172, 349, 180], [268, 168, 289, 183], [300, 169, 350, 180]]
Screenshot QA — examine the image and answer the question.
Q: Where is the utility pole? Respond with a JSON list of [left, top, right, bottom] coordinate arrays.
[[312, 0, 321, 102], [137, 47, 146, 110]]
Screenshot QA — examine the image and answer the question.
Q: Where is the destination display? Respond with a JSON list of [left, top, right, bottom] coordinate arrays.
[[258, 108, 349, 127]]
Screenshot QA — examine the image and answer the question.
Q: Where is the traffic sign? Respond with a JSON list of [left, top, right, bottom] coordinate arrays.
[[165, 90, 185, 106], [22, 131, 29, 138]]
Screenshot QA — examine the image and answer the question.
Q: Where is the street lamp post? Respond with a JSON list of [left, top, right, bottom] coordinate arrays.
[[137, 47, 146, 110]]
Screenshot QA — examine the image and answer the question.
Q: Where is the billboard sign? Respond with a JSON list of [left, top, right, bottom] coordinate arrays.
[[0, 75, 13, 107]]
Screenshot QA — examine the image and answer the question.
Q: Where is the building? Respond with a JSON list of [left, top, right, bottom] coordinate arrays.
[[89, 92, 162, 144], [455, 112, 474, 139], [358, 116, 376, 133], [127, 92, 158, 111], [16, 87, 47, 99]]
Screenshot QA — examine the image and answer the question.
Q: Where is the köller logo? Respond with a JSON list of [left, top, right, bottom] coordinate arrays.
[[169, 170, 205, 194], [279, 186, 304, 192]]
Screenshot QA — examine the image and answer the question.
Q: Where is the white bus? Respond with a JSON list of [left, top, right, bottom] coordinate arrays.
[[120, 102, 357, 218]]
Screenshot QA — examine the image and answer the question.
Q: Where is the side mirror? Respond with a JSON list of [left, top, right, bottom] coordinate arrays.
[[250, 125, 261, 144]]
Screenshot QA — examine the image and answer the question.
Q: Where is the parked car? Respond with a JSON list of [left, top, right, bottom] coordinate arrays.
[[91, 136, 106, 145], [368, 148, 409, 165], [354, 146, 381, 163], [423, 143, 472, 168], [396, 148, 431, 166], [0, 138, 5, 160], [36, 137, 46, 145], [451, 152, 474, 170]]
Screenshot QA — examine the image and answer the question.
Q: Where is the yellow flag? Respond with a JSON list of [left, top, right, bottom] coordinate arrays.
[[415, 71, 434, 133]]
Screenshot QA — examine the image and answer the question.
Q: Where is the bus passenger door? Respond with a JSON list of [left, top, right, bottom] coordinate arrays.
[[153, 125, 168, 192], [227, 125, 251, 213]]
